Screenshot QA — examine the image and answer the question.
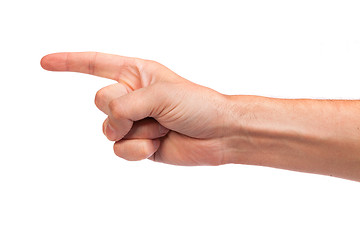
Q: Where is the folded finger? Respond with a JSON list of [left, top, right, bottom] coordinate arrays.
[[123, 118, 169, 139], [102, 117, 168, 140], [104, 87, 149, 141], [95, 83, 130, 115], [113, 139, 160, 161]]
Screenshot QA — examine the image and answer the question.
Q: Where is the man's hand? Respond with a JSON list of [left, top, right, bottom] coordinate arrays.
[[41, 51, 360, 181], [41, 52, 232, 165]]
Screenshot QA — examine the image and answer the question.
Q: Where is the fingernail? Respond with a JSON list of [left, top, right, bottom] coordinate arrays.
[[106, 122, 116, 141]]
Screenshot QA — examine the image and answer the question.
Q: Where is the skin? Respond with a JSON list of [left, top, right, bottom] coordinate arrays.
[[41, 52, 360, 181]]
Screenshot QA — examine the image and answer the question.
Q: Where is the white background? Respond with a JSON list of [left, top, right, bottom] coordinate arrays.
[[1, 0, 360, 239]]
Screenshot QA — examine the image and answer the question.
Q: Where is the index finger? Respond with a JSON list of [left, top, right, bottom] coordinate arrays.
[[40, 52, 144, 88]]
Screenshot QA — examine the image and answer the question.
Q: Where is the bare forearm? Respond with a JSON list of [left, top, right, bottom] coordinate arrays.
[[224, 95, 360, 181]]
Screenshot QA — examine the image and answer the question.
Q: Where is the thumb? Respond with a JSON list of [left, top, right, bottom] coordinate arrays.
[[105, 85, 167, 141]]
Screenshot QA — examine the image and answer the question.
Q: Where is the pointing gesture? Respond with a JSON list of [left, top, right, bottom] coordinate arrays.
[[41, 51, 360, 181], [41, 52, 229, 165]]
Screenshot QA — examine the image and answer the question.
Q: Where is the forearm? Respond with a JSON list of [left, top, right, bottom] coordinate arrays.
[[224, 95, 360, 181]]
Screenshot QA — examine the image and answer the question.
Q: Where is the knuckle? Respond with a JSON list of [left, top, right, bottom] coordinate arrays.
[[144, 59, 162, 72], [133, 58, 157, 73], [88, 51, 98, 74], [109, 99, 123, 120], [94, 88, 107, 109]]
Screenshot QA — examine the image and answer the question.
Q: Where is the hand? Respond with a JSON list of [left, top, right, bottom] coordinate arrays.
[[41, 52, 232, 166], [40, 52, 360, 181]]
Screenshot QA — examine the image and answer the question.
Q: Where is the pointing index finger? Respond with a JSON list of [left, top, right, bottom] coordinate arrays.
[[40, 52, 145, 89]]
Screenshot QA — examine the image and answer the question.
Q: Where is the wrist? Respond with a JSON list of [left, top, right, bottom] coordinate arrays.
[[221, 95, 360, 181], [222, 95, 281, 165], [222, 95, 326, 166]]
